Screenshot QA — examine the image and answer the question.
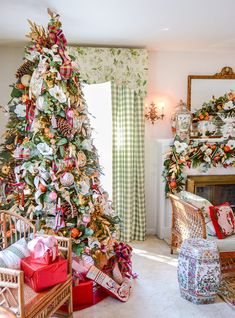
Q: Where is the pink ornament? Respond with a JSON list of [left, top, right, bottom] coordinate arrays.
[[49, 191, 57, 201], [67, 109, 74, 118], [48, 132, 54, 138], [82, 214, 91, 224]]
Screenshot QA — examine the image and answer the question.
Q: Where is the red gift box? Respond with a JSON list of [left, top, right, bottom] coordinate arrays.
[[60, 280, 109, 312], [73, 279, 93, 309], [21, 256, 67, 292]]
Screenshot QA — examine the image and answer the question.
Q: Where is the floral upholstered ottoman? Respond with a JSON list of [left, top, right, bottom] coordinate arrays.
[[177, 238, 221, 304]]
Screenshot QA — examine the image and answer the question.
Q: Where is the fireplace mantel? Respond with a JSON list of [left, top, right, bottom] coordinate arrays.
[[156, 138, 235, 241]]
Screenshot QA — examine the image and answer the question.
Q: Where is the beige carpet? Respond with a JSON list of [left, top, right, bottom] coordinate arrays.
[[74, 236, 234, 318]]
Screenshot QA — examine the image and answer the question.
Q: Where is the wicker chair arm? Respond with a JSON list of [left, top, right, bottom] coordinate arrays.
[[168, 193, 207, 252], [0, 268, 23, 288]]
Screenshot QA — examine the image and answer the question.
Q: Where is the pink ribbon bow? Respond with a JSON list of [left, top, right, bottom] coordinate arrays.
[[28, 236, 58, 263]]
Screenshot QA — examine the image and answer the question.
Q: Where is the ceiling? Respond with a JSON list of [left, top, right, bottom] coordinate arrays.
[[1, 0, 235, 52]]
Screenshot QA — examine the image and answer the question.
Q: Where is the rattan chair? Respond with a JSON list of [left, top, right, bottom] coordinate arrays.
[[168, 193, 235, 275], [0, 210, 73, 318]]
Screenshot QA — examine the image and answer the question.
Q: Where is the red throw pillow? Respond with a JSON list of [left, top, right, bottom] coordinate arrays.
[[209, 202, 235, 239]]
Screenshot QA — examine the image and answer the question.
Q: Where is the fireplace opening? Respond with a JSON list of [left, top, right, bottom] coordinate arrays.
[[186, 175, 235, 210]]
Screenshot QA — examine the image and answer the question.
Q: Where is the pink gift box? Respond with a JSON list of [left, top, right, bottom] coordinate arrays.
[[27, 236, 59, 265]]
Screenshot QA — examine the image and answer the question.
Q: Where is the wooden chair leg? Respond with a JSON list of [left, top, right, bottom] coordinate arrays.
[[67, 285, 73, 318]]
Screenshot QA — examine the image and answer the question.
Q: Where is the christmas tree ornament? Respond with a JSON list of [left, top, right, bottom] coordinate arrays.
[[15, 59, 35, 78], [77, 151, 87, 167], [44, 127, 50, 135], [57, 117, 75, 139], [21, 74, 31, 87], [61, 201, 78, 217], [48, 132, 54, 138], [49, 191, 57, 201], [16, 83, 25, 90], [70, 227, 80, 238], [82, 214, 91, 225], [6, 230, 12, 238], [1, 165, 10, 175], [39, 183, 47, 193], [7, 167, 16, 183], [60, 172, 74, 187]]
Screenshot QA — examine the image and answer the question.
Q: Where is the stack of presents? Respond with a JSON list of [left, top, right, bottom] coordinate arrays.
[[5, 235, 135, 311]]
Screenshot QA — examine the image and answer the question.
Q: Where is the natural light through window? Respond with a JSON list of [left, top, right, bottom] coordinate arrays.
[[83, 82, 112, 199]]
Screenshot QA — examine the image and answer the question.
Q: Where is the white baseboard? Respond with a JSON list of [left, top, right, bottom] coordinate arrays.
[[146, 228, 156, 235]]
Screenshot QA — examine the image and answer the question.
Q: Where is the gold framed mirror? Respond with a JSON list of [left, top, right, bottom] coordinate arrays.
[[187, 67, 235, 112]]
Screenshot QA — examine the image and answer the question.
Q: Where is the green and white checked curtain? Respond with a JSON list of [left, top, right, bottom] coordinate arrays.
[[68, 47, 148, 242], [112, 84, 146, 241]]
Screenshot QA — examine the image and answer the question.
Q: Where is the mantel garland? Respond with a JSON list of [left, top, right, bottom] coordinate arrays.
[[193, 91, 235, 121], [163, 138, 235, 194]]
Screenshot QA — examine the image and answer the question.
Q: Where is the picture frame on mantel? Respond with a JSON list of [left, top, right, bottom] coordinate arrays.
[[187, 66, 235, 112]]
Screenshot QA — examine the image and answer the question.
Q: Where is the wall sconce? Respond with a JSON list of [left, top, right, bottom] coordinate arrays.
[[144, 102, 165, 124]]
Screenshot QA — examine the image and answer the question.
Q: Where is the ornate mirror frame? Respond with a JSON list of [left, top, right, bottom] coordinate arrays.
[[187, 66, 235, 111]]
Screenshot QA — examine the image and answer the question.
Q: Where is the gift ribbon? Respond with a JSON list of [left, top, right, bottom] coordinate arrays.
[[54, 206, 65, 230], [103, 242, 137, 280], [48, 25, 67, 50], [26, 100, 36, 131]]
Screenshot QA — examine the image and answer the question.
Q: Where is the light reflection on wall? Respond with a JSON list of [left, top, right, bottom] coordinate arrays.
[[83, 82, 112, 199]]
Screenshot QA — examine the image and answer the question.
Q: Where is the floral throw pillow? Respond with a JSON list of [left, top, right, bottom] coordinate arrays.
[[209, 202, 235, 239]]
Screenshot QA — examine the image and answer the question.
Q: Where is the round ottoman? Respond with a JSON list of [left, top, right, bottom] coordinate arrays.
[[177, 238, 221, 304]]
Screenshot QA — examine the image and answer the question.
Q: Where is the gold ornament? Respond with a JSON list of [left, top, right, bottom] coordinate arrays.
[[1, 165, 10, 174], [21, 74, 31, 87]]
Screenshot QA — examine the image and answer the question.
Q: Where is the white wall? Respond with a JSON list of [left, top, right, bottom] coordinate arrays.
[[0, 46, 24, 136], [1, 46, 235, 236], [145, 51, 235, 234]]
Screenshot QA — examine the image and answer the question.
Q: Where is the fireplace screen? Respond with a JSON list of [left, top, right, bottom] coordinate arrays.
[[186, 175, 235, 210]]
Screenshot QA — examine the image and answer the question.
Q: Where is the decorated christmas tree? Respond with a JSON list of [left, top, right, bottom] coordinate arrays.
[[0, 10, 121, 268]]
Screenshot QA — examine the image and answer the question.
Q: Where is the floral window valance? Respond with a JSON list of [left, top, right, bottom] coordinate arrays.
[[67, 47, 148, 96]]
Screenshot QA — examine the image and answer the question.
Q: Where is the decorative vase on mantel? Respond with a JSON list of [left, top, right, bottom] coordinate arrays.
[[174, 100, 192, 142]]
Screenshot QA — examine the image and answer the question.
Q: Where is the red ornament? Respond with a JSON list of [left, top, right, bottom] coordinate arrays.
[[70, 228, 80, 238], [39, 183, 47, 192], [214, 155, 220, 162], [16, 83, 25, 90], [223, 146, 231, 153], [169, 181, 177, 189], [6, 230, 12, 238]]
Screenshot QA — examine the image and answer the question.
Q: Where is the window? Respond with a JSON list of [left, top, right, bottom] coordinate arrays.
[[83, 82, 112, 198]]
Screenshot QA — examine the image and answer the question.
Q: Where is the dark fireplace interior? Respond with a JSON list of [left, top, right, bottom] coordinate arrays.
[[186, 175, 235, 211]]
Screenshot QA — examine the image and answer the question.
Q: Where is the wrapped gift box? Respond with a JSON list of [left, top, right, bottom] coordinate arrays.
[[27, 236, 59, 265], [21, 256, 67, 292], [73, 279, 93, 309]]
